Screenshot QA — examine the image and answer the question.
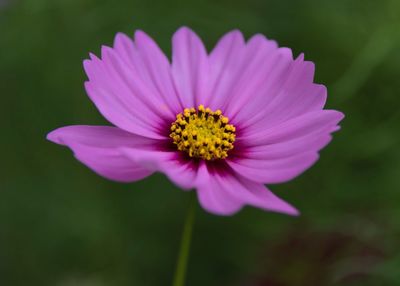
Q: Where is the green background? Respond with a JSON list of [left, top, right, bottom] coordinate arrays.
[[1, 0, 400, 285]]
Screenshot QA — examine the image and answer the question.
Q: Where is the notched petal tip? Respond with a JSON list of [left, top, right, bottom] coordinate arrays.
[[328, 111, 345, 133], [100, 45, 113, 59], [277, 46, 294, 60], [113, 32, 135, 54], [114, 32, 132, 44], [258, 185, 301, 216], [175, 26, 195, 34], [296, 52, 305, 61], [285, 208, 300, 216], [134, 29, 163, 53], [82, 59, 93, 76], [248, 33, 277, 44], [295, 52, 318, 70], [82, 53, 100, 73], [134, 29, 149, 40], [46, 128, 65, 145], [325, 109, 345, 124], [89, 52, 98, 61], [172, 26, 204, 44], [224, 29, 245, 40], [335, 110, 346, 121]]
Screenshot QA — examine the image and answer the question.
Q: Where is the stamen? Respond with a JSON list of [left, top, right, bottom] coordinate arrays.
[[169, 105, 236, 160]]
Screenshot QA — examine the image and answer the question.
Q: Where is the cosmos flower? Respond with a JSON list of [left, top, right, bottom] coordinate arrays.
[[47, 27, 343, 216]]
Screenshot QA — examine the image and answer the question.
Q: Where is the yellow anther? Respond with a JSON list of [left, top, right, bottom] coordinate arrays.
[[221, 117, 229, 124], [169, 105, 236, 160]]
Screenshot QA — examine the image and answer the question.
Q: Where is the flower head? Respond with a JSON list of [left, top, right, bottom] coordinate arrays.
[[47, 27, 344, 216]]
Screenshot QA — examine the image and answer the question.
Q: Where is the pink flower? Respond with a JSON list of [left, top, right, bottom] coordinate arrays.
[[47, 27, 343, 216]]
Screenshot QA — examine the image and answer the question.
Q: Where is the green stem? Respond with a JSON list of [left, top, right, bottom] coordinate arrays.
[[172, 193, 196, 286]]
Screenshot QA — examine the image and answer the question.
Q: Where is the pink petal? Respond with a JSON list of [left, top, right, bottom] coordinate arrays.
[[115, 31, 183, 115], [205, 30, 246, 110], [47, 125, 159, 182], [241, 134, 333, 160], [221, 34, 291, 119], [231, 54, 327, 129], [171, 27, 209, 108], [229, 110, 343, 184], [84, 32, 182, 139], [121, 149, 199, 190], [227, 152, 319, 184], [196, 163, 299, 216], [195, 162, 243, 215], [201, 33, 293, 120], [238, 110, 344, 146]]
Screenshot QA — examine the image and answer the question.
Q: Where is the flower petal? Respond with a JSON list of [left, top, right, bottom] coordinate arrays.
[[227, 152, 319, 184], [195, 162, 243, 215], [121, 149, 199, 190], [238, 110, 344, 146], [232, 54, 327, 129], [219, 34, 289, 118], [241, 134, 333, 160], [229, 110, 343, 184], [196, 163, 299, 216], [84, 31, 185, 139], [47, 125, 159, 182], [171, 27, 209, 108], [205, 30, 246, 110], [114, 31, 183, 116]]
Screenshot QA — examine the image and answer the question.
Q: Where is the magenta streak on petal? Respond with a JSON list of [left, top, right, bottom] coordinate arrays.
[[121, 148, 199, 190], [228, 110, 343, 184], [195, 161, 244, 215]]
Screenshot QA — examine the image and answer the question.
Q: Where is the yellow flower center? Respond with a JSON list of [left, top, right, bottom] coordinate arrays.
[[169, 105, 236, 160]]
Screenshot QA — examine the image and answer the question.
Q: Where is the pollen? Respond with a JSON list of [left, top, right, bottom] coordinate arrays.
[[169, 105, 236, 160]]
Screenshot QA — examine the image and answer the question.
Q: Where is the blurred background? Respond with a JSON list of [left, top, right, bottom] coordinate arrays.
[[1, 0, 400, 285]]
